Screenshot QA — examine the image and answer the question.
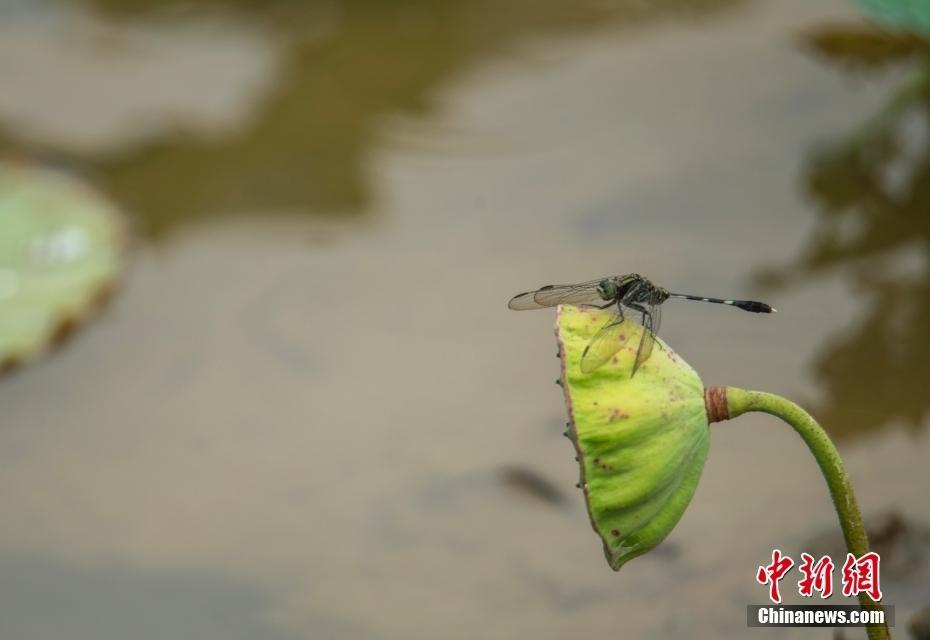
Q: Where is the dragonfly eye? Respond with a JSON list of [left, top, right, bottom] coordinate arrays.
[[596, 280, 617, 301]]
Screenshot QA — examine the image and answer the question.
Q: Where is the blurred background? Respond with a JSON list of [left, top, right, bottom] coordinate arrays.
[[1, 0, 929, 638]]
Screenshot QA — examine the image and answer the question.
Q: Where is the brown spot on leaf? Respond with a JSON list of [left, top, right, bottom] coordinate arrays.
[[608, 408, 629, 423]]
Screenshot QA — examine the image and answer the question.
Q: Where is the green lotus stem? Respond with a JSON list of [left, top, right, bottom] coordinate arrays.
[[718, 387, 890, 640]]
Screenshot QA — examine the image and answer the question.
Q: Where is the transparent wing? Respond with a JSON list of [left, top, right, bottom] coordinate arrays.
[[631, 303, 661, 376], [508, 279, 606, 310], [650, 302, 662, 339], [580, 311, 636, 373]]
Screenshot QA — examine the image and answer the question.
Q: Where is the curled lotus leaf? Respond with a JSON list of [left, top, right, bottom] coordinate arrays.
[[556, 304, 709, 570]]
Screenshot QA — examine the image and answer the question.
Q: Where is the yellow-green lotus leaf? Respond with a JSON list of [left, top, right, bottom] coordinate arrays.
[[556, 305, 709, 570], [0, 163, 125, 371]]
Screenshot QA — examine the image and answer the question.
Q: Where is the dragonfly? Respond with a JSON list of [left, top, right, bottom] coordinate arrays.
[[508, 273, 775, 375]]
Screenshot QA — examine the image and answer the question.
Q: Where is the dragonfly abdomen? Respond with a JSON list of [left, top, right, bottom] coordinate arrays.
[[668, 293, 775, 313]]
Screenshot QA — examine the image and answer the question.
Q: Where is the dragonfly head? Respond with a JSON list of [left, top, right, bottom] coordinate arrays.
[[596, 279, 618, 301]]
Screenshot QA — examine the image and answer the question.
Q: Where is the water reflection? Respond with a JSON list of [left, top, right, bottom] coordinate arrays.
[[757, 23, 930, 438], [2, 0, 741, 236], [0, 551, 308, 640]]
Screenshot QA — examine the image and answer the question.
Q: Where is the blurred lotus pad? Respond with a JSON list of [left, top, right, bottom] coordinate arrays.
[[855, 0, 930, 36], [0, 163, 125, 371], [556, 305, 710, 570]]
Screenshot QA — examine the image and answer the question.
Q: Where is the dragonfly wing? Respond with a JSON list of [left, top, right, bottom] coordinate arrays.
[[649, 302, 662, 342], [508, 279, 605, 310], [508, 290, 550, 310], [580, 312, 636, 373], [631, 303, 660, 375], [533, 280, 606, 307]]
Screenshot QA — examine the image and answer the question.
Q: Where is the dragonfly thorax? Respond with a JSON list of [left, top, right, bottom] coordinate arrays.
[[649, 286, 671, 305]]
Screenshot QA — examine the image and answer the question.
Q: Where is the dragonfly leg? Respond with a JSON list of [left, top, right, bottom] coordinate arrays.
[[626, 303, 665, 353], [626, 302, 647, 323]]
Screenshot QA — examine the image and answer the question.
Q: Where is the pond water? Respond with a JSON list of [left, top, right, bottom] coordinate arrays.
[[1, 0, 928, 637]]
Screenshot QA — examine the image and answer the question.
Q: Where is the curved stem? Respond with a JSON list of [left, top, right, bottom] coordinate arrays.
[[723, 387, 890, 640]]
